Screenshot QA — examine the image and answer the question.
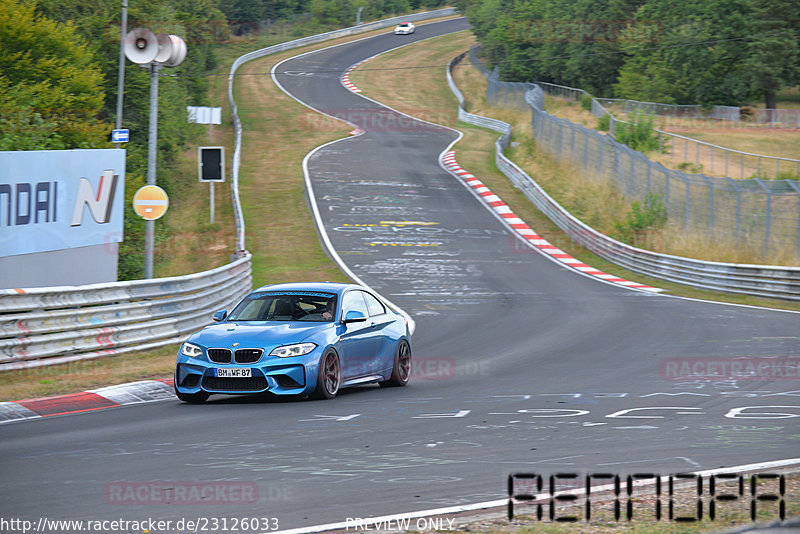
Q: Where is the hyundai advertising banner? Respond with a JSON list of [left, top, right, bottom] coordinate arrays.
[[0, 149, 126, 257]]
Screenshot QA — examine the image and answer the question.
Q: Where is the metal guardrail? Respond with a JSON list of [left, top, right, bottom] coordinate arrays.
[[0, 253, 252, 371], [0, 10, 458, 372], [448, 53, 800, 301]]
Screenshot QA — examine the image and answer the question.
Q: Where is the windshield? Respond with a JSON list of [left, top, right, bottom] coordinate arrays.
[[227, 292, 337, 322]]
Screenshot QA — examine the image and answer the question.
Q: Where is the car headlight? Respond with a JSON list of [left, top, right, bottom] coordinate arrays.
[[181, 342, 203, 358], [270, 343, 317, 358]]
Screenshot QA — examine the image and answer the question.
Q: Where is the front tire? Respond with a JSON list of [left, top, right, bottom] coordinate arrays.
[[312, 349, 341, 399], [174, 386, 210, 404], [380, 340, 411, 387]]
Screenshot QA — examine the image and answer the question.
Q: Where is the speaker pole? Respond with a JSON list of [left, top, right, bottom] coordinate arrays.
[[123, 28, 185, 279], [114, 0, 128, 148], [144, 61, 160, 279]]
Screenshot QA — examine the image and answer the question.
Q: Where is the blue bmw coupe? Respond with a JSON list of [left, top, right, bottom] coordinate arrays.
[[174, 282, 412, 402]]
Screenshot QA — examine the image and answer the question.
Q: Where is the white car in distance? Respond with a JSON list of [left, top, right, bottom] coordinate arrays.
[[394, 22, 415, 35]]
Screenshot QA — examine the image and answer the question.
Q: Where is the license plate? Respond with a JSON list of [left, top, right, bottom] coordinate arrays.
[[214, 368, 252, 378]]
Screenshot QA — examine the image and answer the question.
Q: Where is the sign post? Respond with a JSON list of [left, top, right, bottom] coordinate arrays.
[[198, 146, 225, 223], [189, 106, 223, 223]]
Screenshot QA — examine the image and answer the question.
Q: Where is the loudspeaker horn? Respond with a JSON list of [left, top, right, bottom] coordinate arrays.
[[163, 35, 187, 67], [124, 28, 158, 64], [154, 33, 173, 63]]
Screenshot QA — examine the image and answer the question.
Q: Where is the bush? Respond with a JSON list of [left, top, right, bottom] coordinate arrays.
[[597, 113, 611, 131], [614, 193, 668, 245], [614, 112, 661, 152], [677, 162, 705, 174], [580, 93, 593, 111]]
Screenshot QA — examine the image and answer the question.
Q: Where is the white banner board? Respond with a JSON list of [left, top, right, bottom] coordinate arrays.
[[0, 149, 126, 257], [187, 106, 222, 125]]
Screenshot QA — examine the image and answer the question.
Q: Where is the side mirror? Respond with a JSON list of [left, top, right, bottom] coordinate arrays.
[[212, 310, 227, 322], [342, 310, 367, 324]]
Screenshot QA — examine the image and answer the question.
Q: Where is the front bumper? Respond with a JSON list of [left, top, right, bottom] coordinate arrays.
[[175, 352, 318, 396]]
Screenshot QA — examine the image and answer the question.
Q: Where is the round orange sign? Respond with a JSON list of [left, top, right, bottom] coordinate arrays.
[[133, 185, 169, 220]]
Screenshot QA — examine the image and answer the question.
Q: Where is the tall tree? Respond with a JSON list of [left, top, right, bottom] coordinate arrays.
[[0, 0, 108, 149], [614, 0, 752, 105], [457, 0, 647, 97], [743, 0, 799, 113]]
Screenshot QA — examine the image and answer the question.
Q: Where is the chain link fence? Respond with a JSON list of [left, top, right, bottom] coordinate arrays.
[[605, 98, 740, 121], [591, 97, 800, 180], [468, 47, 800, 257], [611, 99, 800, 129]]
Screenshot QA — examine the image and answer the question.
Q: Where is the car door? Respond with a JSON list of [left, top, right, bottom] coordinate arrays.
[[361, 290, 394, 374], [337, 290, 373, 379]]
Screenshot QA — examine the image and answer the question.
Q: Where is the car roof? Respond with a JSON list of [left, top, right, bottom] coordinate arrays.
[[251, 282, 362, 296]]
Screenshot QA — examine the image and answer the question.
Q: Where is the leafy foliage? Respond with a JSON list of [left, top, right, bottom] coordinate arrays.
[[22, 0, 231, 279], [596, 113, 611, 131], [613, 0, 753, 105], [0, 0, 108, 149], [456, 0, 800, 107], [307, 0, 445, 27], [613, 112, 661, 152], [742, 0, 800, 109], [579, 92, 592, 111], [5, 0, 441, 280], [454, 0, 648, 97], [614, 193, 668, 245]]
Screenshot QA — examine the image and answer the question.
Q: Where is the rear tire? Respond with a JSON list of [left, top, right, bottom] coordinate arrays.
[[312, 349, 341, 399], [380, 340, 411, 387]]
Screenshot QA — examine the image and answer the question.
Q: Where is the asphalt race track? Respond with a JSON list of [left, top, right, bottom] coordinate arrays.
[[1, 18, 798, 531]]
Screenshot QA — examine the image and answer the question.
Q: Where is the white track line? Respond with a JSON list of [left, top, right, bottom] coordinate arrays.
[[273, 458, 800, 534]]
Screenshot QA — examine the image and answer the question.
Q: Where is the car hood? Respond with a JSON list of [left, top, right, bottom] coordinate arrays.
[[189, 321, 329, 349]]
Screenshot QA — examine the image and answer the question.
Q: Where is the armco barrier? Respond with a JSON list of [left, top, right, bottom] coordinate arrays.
[[0, 253, 252, 371], [0, 11, 458, 371], [447, 53, 800, 301]]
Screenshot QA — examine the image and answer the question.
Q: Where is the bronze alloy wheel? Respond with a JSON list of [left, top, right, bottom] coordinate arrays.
[[312, 349, 341, 399], [381, 340, 411, 387]]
